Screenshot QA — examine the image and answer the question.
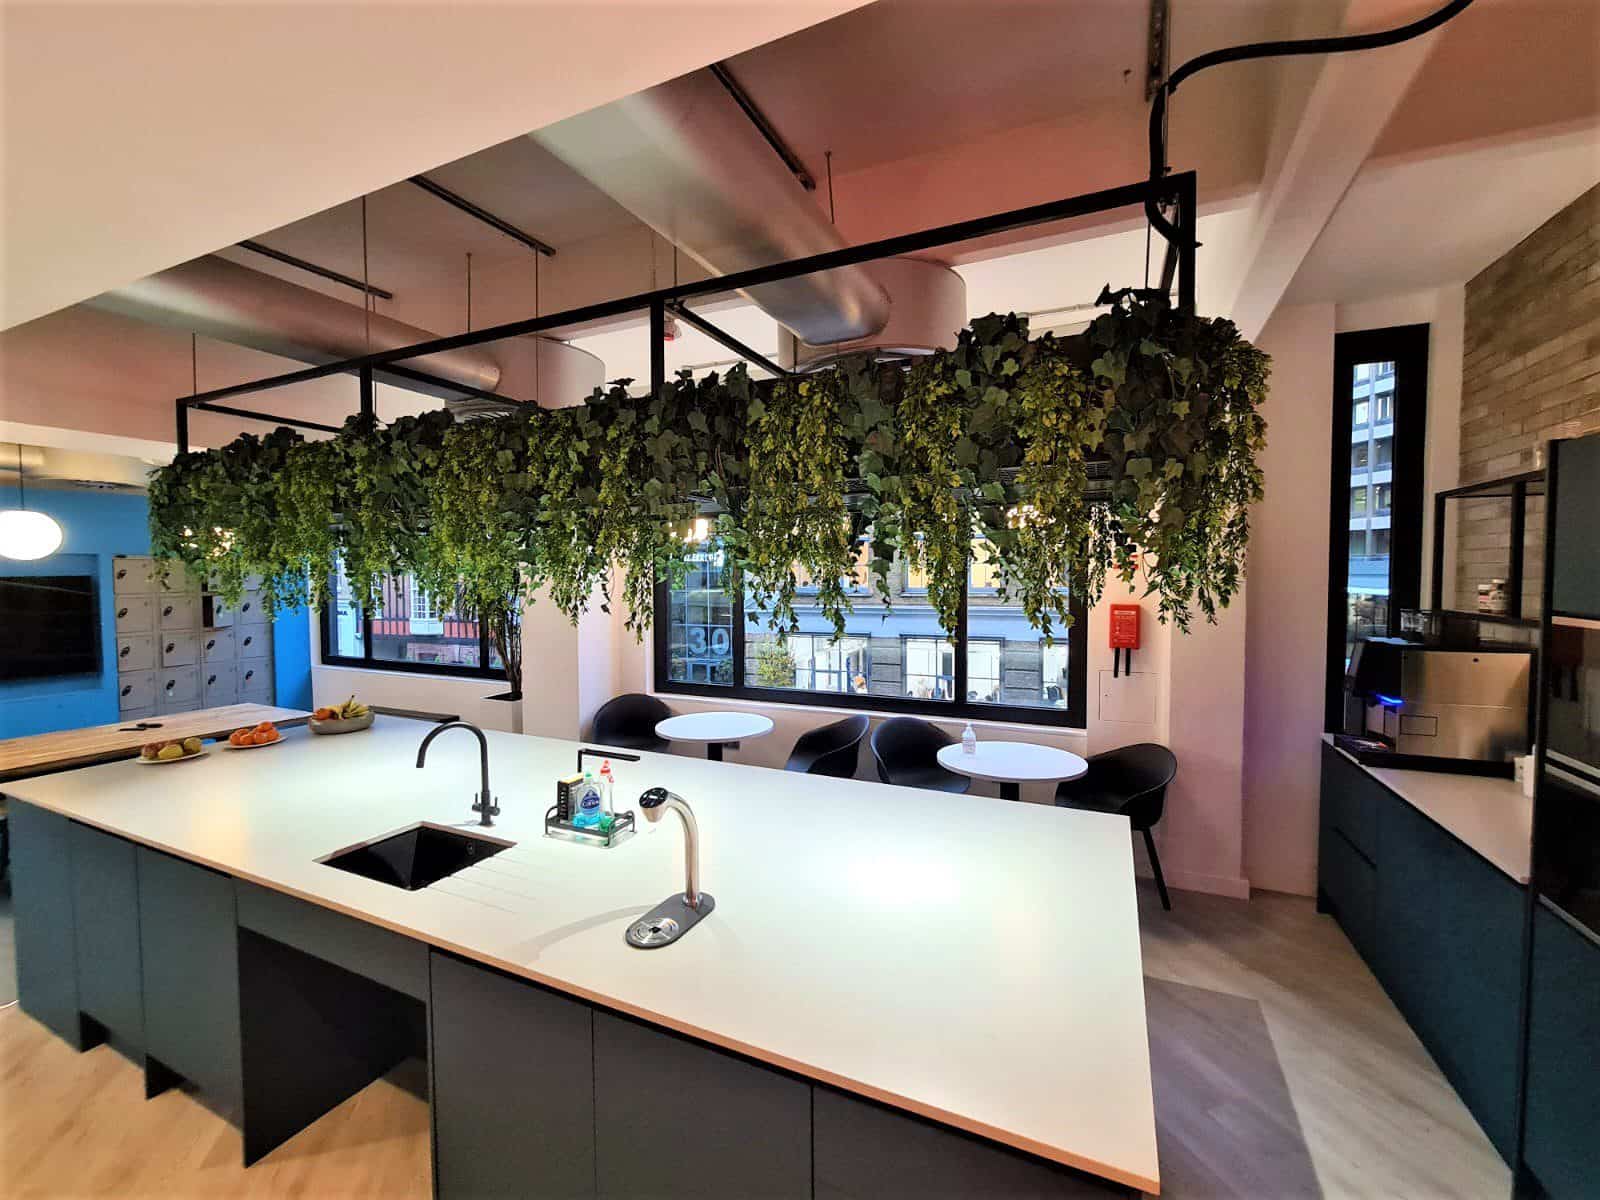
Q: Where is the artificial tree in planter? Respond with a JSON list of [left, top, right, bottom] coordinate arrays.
[[147, 295, 1269, 661]]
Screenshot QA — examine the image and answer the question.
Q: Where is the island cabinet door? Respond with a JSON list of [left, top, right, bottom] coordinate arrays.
[[1522, 904, 1600, 1199], [592, 1011, 811, 1200], [9, 802, 81, 1045], [814, 1088, 1134, 1199], [430, 952, 596, 1200], [137, 847, 241, 1110], [69, 821, 144, 1054], [1371, 794, 1523, 1161]]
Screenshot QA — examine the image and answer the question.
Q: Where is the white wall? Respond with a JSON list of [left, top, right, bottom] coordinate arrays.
[[1242, 302, 1336, 897]]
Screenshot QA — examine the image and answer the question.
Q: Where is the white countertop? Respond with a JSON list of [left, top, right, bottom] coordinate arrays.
[[3, 718, 1158, 1192], [1325, 737, 1532, 883], [655, 710, 775, 743], [938, 740, 1088, 784]]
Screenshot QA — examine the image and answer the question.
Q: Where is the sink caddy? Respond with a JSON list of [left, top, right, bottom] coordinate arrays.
[[545, 747, 639, 847]]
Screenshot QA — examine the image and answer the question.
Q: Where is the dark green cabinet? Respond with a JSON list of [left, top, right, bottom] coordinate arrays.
[[9, 801, 81, 1045], [431, 952, 596, 1199], [138, 846, 241, 1108], [1551, 435, 1600, 616], [1522, 903, 1600, 1199], [814, 1088, 1121, 1199], [1372, 791, 1522, 1159], [69, 820, 144, 1054], [593, 1011, 811, 1200], [1319, 745, 1524, 1162]]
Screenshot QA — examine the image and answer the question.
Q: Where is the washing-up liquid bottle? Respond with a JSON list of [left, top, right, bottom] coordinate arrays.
[[961, 721, 978, 755], [598, 760, 616, 824], [574, 771, 603, 828]]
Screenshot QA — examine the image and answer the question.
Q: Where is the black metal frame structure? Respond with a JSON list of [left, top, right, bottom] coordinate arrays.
[[1429, 469, 1546, 627], [1325, 324, 1430, 730], [171, 174, 1197, 716], [173, 171, 1198, 452]]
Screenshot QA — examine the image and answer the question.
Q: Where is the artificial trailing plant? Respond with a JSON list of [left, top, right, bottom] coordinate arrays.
[[146, 297, 1268, 645]]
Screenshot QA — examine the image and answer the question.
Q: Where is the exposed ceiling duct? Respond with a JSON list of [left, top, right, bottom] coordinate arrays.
[[89, 255, 604, 412], [778, 258, 966, 371], [532, 70, 892, 347]]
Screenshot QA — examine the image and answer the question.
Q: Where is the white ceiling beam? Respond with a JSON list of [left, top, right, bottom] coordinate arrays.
[[1220, 0, 1457, 339]]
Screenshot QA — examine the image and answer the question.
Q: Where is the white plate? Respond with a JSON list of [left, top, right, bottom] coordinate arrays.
[[134, 746, 208, 765]]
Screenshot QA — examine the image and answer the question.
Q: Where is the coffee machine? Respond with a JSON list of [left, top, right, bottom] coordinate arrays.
[[1344, 637, 1533, 770]]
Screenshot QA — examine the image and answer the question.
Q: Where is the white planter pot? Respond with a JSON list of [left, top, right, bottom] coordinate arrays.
[[478, 691, 524, 735]]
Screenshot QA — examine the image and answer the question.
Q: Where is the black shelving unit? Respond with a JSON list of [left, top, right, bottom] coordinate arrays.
[[1429, 468, 1547, 625]]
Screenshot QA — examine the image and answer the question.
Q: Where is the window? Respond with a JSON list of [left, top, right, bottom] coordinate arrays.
[[655, 536, 1088, 728], [320, 555, 507, 682], [1327, 329, 1428, 729], [1352, 442, 1369, 470]]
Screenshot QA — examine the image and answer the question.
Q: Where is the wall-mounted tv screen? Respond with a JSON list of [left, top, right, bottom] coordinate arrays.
[[0, 575, 101, 681]]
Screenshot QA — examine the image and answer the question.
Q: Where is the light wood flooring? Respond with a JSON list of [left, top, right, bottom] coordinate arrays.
[[0, 885, 1511, 1199]]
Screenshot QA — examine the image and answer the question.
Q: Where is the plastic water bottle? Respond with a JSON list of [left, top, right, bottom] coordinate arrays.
[[961, 721, 977, 755]]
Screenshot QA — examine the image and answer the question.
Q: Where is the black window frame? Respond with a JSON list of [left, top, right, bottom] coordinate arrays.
[[1326, 324, 1429, 729], [319, 571, 508, 683], [653, 551, 1089, 729]]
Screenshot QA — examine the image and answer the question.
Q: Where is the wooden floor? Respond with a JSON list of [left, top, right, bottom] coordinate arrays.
[[0, 886, 1510, 1199]]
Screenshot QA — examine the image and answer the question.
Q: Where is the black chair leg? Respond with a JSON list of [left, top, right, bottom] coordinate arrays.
[[1141, 826, 1172, 911]]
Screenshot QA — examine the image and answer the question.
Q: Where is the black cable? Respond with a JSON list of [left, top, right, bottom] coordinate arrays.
[[1146, 0, 1475, 253]]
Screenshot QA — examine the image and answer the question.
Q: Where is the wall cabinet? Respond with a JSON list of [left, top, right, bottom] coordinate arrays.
[[1521, 903, 1600, 1199], [1318, 745, 1523, 1161]]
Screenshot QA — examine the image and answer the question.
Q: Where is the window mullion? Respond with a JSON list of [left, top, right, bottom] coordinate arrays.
[[953, 561, 970, 707]]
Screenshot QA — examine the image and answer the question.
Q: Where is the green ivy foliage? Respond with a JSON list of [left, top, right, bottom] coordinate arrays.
[[147, 298, 1268, 646]]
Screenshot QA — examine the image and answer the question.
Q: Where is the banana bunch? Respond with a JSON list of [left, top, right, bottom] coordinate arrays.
[[336, 695, 370, 720]]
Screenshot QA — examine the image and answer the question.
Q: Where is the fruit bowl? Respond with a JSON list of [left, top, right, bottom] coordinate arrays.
[[309, 711, 375, 735], [136, 736, 208, 764]]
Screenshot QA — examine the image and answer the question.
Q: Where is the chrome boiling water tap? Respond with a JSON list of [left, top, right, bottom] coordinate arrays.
[[626, 787, 716, 949]]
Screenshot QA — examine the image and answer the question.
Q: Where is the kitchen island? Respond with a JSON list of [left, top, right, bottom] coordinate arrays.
[[4, 717, 1158, 1197]]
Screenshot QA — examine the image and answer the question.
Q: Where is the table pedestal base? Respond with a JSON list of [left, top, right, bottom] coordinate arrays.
[[999, 781, 1021, 803]]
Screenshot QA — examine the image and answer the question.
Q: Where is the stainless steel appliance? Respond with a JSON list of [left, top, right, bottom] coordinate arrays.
[[1346, 638, 1533, 764]]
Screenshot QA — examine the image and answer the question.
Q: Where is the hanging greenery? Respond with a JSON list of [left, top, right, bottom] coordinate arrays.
[[147, 297, 1268, 644]]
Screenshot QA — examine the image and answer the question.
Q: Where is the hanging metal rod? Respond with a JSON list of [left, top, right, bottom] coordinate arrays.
[[709, 62, 816, 191], [173, 172, 1196, 421], [236, 240, 395, 300], [408, 175, 557, 257], [665, 301, 792, 379]]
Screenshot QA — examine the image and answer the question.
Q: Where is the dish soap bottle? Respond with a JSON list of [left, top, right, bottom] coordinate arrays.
[[574, 771, 603, 829], [961, 721, 977, 755], [598, 759, 617, 828]]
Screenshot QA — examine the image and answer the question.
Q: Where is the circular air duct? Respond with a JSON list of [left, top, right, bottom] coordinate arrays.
[[777, 258, 967, 371]]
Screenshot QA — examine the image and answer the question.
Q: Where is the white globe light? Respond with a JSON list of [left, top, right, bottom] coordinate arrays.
[[0, 508, 64, 560]]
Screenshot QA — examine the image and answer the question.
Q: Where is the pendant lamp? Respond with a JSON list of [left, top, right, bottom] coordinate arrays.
[[0, 444, 63, 560]]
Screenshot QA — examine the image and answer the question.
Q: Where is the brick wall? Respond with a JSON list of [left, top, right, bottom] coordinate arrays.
[[1452, 184, 1599, 612], [1461, 183, 1600, 481]]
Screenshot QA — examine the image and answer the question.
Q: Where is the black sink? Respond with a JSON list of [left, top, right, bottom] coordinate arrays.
[[320, 823, 512, 891]]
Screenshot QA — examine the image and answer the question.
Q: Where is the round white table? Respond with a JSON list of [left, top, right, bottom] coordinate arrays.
[[937, 740, 1088, 802], [655, 711, 775, 762]]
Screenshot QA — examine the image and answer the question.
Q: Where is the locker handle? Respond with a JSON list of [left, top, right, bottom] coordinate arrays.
[[242, 636, 252, 648], [118, 607, 129, 619], [165, 642, 175, 654], [165, 680, 176, 692], [208, 675, 217, 686], [206, 639, 216, 650], [163, 605, 174, 617], [120, 646, 130, 658], [122, 685, 132, 697]]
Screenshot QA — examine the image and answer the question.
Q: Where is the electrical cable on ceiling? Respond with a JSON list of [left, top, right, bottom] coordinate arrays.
[[825, 150, 836, 224], [1144, 0, 1476, 258]]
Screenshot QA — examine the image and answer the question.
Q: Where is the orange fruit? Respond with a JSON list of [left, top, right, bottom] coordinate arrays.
[[261, 729, 280, 743], [254, 721, 273, 734], [229, 729, 248, 746]]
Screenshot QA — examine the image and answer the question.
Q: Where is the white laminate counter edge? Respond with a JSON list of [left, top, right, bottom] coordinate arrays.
[[1322, 736, 1532, 884], [3, 721, 1159, 1193]]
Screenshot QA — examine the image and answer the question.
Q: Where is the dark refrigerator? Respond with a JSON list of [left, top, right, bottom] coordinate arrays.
[[1521, 431, 1600, 1199]]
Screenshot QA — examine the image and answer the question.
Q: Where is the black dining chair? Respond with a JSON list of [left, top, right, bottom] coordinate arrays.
[[1055, 743, 1178, 910], [869, 717, 971, 794], [590, 693, 671, 752], [784, 714, 869, 779]]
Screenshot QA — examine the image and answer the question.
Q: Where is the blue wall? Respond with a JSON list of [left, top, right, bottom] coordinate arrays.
[[0, 490, 311, 738]]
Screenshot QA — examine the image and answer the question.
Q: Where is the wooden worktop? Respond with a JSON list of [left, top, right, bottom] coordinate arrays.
[[0, 704, 310, 782]]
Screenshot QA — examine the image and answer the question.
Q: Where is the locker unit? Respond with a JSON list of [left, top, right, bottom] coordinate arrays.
[[111, 556, 276, 716]]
